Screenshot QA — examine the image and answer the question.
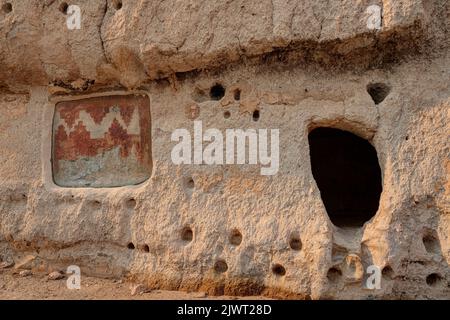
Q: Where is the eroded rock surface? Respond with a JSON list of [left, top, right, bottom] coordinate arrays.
[[0, 0, 449, 299]]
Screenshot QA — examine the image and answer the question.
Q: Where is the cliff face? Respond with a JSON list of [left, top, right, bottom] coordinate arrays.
[[0, 0, 449, 299]]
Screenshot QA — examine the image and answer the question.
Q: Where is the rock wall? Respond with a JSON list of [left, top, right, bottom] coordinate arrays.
[[0, 0, 449, 299]]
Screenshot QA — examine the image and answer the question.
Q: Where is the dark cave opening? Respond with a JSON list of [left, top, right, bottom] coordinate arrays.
[[308, 127, 382, 228]]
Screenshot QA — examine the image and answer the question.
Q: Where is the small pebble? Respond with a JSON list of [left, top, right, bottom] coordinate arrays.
[[19, 270, 32, 277], [48, 271, 64, 280]]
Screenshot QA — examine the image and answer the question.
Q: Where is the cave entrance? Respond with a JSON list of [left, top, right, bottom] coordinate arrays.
[[308, 127, 382, 228]]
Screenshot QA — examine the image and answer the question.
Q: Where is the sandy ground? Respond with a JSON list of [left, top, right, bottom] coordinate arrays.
[[0, 268, 268, 300]]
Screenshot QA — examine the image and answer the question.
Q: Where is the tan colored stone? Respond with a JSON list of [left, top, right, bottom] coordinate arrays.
[[0, 0, 448, 301], [48, 271, 64, 281]]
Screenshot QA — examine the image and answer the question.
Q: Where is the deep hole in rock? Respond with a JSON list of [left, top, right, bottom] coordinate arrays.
[[234, 89, 241, 101], [308, 127, 382, 228], [210, 84, 225, 100], [229, 229, 242, 246], [367, 83, 391, 104], [142, 244, 150, 253], [289, 237, 302, 251], [382, 266, 394, 280], [272, 264, 286, 276], [426, 273, 442, 287], [327, 267, 342, 282], [127, 242, 135, 250], [252, 110, 260, 121], [59, 2, 68, 14], [214, 260, 228, 273], [181, 226, 193, 242], [2, 2, 12, 13], [223, 111, 231, 119]]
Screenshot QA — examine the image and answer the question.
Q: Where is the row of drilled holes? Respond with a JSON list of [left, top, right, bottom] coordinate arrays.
[[126, 227, 301, 277], [214, 261, 286, 277], [98, 197, 442, 283], [211, 83, 390, 105], [207, 82, 390, 123], [180, 227, 302, 251], [223, 110, 260, 121], [208, 84, 260, 121], [123, 223, 299, 251], [327, 266, 444, 288]]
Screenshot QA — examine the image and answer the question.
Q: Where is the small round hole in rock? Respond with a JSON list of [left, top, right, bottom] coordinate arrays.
[[113, 0, 123, 10], [127, 242, 135, 250], [223, 111, 231, 119], [327, 267, 342, 282], [2, 2, 12, 13], [142, 244, 150, 253], [252, 110, 260, 121], [59, 2, 69, 14], [234, 89, 241, 101], [382, 266, 394, 280], [181, 227, 193, 242], [229, 229, 242, 246], [367, 83, 391, 105], [214, 260, 228, 273], [289, 237, 302, 251], [272, 264, 286, 276], [426, 273, 443, 287], [210, 84, 225, 100]]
